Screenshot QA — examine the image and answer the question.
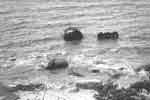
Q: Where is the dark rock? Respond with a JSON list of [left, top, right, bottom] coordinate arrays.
[[111, 73, 123, 79], [91, 69, 100, 73], [112, 31, 119, 39], [94, 83, 142, 100], [130, 80, 150, 92], [11, 83, 43, 91], [10, 58, 16, 61], [105, 32, 111, 39], [97, 32, 104, 39], [0, 82, 19, 100], [46, 58, 68, 70], [118, 67, 125, 71], [63, 27, 83, 41], [97, 32, 119, 40], [75, 80, 101, 90]]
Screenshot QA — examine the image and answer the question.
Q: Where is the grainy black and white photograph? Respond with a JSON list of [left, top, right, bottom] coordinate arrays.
[[0, 0, 150, 100]]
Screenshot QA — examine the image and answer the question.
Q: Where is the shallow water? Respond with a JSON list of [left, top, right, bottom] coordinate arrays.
[[0, 0, 150, 88]]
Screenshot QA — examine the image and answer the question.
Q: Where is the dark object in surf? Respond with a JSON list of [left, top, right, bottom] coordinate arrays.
[[63, 27, 83, 41], [90, 69, 100, 73], [11, 83, 43, 91], [75, 80, 101, 90], [46, 58, 68, 70], [97, 32, 119, 40], [130, 80, 150, 92]]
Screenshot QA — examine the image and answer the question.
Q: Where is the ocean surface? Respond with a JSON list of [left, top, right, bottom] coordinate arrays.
[[0, 0, 150, 86]]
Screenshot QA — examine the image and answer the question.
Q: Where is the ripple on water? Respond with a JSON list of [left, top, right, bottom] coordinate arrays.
[[0, 0, 149, 93]]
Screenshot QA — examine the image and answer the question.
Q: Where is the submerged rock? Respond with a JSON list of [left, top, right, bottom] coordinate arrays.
[[11, 83, 43, 91], [90, 69, 100, 73], [75, 79, 101, 90], [97, 32, 119, 40], [46, 58, 68, 70], [130, 80, 150, 92], [63, 27, 83, 41]]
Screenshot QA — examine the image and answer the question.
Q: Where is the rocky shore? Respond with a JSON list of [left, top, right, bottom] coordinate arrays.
[[0, 51, 150, 100]]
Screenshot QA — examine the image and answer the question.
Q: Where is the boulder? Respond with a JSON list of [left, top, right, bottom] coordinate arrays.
[[63, 27, 83, 41], [104, 32, 111, 39], [112, 31, 119, 39], [46, 58, 68, 70], [130, 80, 150, 92], [97, 32, 119, 40]]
